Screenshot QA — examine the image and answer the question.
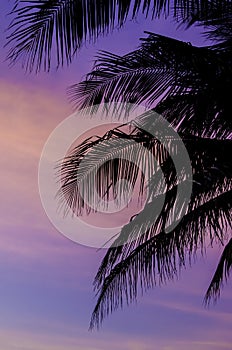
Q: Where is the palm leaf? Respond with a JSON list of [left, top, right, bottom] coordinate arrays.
[[6, 0, 168, 72], [56, 116, 232, 322], [204, 238, 232, 303], [69, 32, 232, 137], [57, 110, 232, 218], [93, 136, 232, 288], [68, 32, 212, 108], [90, 189, 232, 328], [57, 121, 171, 216], [84, 132, 232, 328]]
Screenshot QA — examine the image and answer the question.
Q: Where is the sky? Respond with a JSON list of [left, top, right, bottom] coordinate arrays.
[[0, 1, 231, 350]]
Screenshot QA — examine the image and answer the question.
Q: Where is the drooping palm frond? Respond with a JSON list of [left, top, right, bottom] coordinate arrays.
[[90, 188, 232, 328], [94, 178, 231, 286], [58, 107, 232, 216], [5, 0, 169, 72], [57, 120, 175, 216], [57, 112, 232, 320], [204, 238, 232, 303], [7, 1, 232, 71], [69, 32, 232, 138], [91, 135, 232, 283], [6, 0, 131, 72], [73, 124, 232, 328]]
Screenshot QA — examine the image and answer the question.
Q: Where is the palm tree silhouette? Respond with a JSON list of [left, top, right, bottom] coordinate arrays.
[[62, 33, 232, 328], [7, 0, 232, 328]]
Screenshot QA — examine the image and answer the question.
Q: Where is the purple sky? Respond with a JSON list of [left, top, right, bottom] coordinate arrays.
[[0, 1, 231, 349]]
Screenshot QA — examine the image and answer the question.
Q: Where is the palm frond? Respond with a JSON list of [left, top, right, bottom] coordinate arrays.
[[69, 32, 232, 137], [68, 32, 211, 107], [84, 131, 232, 328], [6, 0, 170, 72], [56, 114, 232, 323], [93, 137, 232, 289], [57, 109, 232, 217], [57, 121, 171, 216], [204, 238, 232, 303], [7, 0, 130, 71], [90, 188, 232, 328]]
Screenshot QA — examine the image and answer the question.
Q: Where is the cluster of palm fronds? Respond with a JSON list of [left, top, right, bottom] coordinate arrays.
[[7, 0, 232, 71], [58, 108, 232, 328], [7, 0, 232, 328]]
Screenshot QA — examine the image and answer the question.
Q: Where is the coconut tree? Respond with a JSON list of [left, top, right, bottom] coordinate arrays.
[[60, 31, 232, 327], [6, 0, 232, 328]]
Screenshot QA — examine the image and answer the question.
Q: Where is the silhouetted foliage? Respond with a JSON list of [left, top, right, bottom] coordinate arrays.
[[7, 0, 232, 328]]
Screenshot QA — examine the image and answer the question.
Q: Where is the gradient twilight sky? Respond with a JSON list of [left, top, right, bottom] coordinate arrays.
[[0, 1, 231, 350]]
